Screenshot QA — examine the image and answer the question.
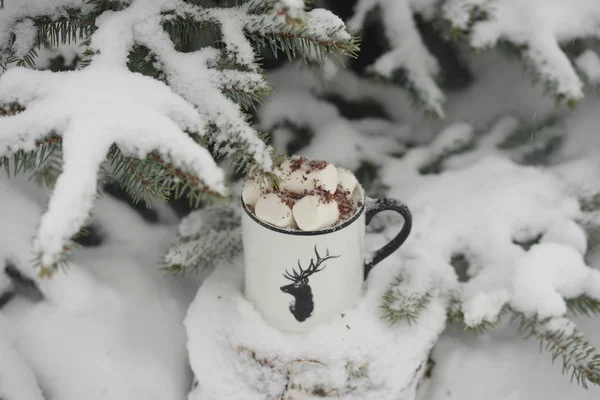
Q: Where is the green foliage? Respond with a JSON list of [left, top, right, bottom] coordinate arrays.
[[495, 41, 582, 109], [380, 276, 432, 326], [104, 145, 226, 210], [30, 143, 63, 189], [445, 296, 507, 334], [438, 4, 490, 42], [444, 296, 600, 388], [248, 24, 360, 64], [162, 17, 221, 50], [1, 0, 358, 210], [566, 296, 600, 318], [369, 69, 445, 120], [163, 203, 243, 274], [511, 312, 600, 388], [0, 135, 62, 180], [163, 13, 360, 65], [126, 45, 166, 81]]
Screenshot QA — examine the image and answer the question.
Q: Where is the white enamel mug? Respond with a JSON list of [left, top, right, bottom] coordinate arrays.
[[242, 185, 413, 332]]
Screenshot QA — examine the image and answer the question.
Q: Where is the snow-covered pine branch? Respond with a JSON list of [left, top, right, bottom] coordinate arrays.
[[163, 202, 243, 274], [0, 0, 358, 275], [0, 66, 227, 273], [441, 0, 600, 107], [347, 0, 446, 118]]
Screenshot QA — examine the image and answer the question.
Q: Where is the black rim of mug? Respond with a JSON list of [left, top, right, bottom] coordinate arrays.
[[241, 195, 366, 236]]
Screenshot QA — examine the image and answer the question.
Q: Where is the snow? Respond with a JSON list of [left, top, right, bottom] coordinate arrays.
[[275, 0, 305, 20], [256, 49, 600, 398], [442, 0, 600, 102], [1, 1, 600, 399], [576, 50, 600, 84], [0, 0, 92, 60], [422, 315, 600, 400], [209, 7, 257, 66], [0, 47, 600, 397], [347, 0, 445, 116], [1, 0, 300, 266], [511, 243, 600, 318], [11, 19, 36, 59], [428, 122, 474, 156], [259, 92, 407, 170], [0, 315, 45, 400], [0, 65, 225, 268], [185, 252, 447, 399], [0, 175, 198, 400]]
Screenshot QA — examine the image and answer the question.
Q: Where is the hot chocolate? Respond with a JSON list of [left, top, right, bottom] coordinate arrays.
[[242, 156, 363, 231]]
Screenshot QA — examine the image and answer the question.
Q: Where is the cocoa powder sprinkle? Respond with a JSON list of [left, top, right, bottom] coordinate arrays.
[[333, 184, 357, 221], [247, 158, 360, 228], [287, 157, 329, 174]]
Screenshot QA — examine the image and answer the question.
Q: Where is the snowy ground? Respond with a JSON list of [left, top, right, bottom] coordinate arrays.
[[2, 49, 600, 399]]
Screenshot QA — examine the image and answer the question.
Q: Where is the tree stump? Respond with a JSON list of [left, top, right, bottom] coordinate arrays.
[[185, 258, 445, 400]]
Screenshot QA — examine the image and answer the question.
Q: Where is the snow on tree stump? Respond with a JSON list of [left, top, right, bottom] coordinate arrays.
[[184, 257, 446, 400]]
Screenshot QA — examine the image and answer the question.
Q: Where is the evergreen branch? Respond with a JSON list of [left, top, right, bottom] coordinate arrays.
[[221, 85, 272, 110], [163, 202, 242, 274], [566, 296, 600, 318], [162, 228, 243, 274], [33, 230, 85, 278], [0, 103, 25, 117], [248, 28, 359, 64], [162, 16, 221, 50], [447, 293, 600, 388], [5, 46, 39, 69], [511, 313, 600, 388], [496, 41, 583, 110], [0, 135, 62, 178], [84, 0, 130, 13], [33, 15, 96, 47], [126, 45, 166, 81], [380, 276, 432, 326], [446, 296, 507, 334], [368, 69, 444, 119], [31, 145, 63, 189], [163, 13, 360, 63], [168, 7, 359, 64], [105, 146, 226, 209], [438, 2, 490, 42], [217, 70, 273, 110], [206, 123, 272, 177], [0, 109, 222, 208]]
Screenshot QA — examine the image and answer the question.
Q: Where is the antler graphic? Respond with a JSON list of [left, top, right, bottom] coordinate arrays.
[[283, 245, 340, 282]]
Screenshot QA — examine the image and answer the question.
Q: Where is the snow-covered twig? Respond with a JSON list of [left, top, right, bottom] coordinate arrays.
[[347, 0, 445, 117]]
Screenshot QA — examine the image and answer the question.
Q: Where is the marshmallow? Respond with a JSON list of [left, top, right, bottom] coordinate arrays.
[[279, 159, 339, 194], [242, 177, 263, 207], [278, 168, 314, 193], [336, 167, 358, 194], [292, 195, 339, 231], [317, 163, 339, 193], [255, 193, 295, 228]]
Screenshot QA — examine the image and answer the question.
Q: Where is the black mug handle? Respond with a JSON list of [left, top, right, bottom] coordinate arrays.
[[363, 198, 412, 279]]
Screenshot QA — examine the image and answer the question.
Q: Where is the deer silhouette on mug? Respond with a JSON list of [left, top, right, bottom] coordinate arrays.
[[280, 245, 340, 322]]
